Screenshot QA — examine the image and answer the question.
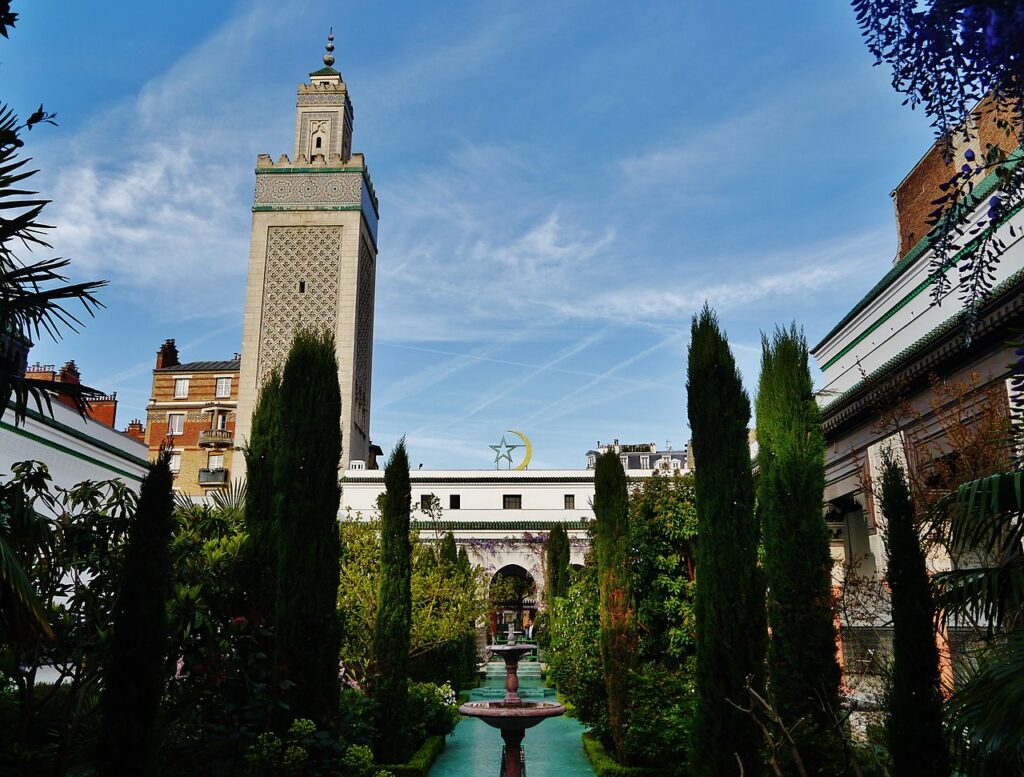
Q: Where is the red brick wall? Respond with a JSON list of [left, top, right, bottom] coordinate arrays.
[[893, 98, 1021, 260]]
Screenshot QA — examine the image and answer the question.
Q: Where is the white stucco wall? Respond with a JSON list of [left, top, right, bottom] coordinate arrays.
[[0, 401, 149, 490]]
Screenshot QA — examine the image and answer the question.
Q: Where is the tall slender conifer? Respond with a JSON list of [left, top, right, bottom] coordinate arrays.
[[273, 330, 342, 726], [880, 455, 949, 777], [372, 439, 413, 763], [593, 450, 635, 763], [688, 306, 765, 776], [243, 369, 282, 620], [546, 523, 571, 603], [757, 326, 842, 774], [99, 453, 174, 777]]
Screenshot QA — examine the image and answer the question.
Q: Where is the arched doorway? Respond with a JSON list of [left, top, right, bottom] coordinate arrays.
[[488, 564, 537, 641]]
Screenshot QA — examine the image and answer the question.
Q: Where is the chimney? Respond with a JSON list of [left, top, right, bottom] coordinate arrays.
[[156, 339, 179, 369], [125, 418, 145, 443], [58, 360, 81, 384]]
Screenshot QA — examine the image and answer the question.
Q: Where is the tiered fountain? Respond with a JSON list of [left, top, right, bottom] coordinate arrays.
[[459, 630, 565, 777]]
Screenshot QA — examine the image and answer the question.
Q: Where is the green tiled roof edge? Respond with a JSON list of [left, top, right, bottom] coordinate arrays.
[[819, 266, 1024, 417]]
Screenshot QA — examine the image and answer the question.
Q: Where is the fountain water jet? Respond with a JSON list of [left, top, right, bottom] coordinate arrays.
[[459, 633, 565, 776]]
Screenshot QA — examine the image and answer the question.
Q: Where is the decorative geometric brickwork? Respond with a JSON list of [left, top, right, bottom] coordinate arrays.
[[257, 226, 343, 384], [353, 237, 375, 426], [254, 172, 361, 209], [298, 111, 340, 159], [297, 93, 346, 106]]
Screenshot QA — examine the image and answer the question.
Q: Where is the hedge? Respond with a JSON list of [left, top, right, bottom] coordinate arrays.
[[380, 735, 446, 776], [582, 733, 661, 777]]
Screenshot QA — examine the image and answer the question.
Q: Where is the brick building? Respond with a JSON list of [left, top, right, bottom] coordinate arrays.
[[144, 339, 240, 496], [25, 360, 119, 427]]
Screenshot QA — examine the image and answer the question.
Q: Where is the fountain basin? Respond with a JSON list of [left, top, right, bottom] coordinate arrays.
[[459, 700, 566, 731]]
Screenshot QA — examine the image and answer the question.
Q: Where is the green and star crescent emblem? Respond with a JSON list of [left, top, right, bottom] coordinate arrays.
[[489, 435, 521, 468], [488, 431, 533, 470]]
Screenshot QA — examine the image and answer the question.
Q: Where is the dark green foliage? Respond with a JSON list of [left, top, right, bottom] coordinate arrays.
[[438, 532, 458, 566], [630, 472, 697, 667], [243, 369, 282, 621], [687, 305, 765, 777], [372, 439, 413, 763], [273, 330, 342, 726], [582, 733, 661, 777], [379, 735, 446, 777], [757, 325, 842, 774], [623, 663, 694, 774], [880, 456, 949, 776], [546, 523, 571, 604], [549, 560, 609, 738], [98, 453, 174, 776], [593, 450, 635, 763]]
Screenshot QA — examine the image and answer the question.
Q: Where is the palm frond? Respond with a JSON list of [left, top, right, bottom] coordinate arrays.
[[209, 477, 246, 520], [947, 630, 1024, 772], [935, 562, 1024, 626], [0, 532, 53, 643]]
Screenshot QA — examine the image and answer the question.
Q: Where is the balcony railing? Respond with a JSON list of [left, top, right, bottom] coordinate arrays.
[[198, 429, 234, 448], [198, 468, 228, 486]]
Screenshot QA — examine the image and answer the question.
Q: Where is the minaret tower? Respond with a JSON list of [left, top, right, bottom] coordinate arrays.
[[235, 31, 379, 472]]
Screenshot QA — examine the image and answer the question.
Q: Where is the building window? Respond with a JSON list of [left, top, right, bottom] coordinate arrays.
[[216, 412, 227, 431], [208, 453, 224, 470], [620, 454, 628, 469], [449, 494, 461, 510], [215, 376, 232, 398], [503, 494, 522, 510], [587, 454, 596, 468], [169, 452, 181, 473], [167, 413, 184, 436], [671, 458, 681, 470], [564, 494, 575, 510], [420, 494, 435, 511], [174, 378, 189, 399]]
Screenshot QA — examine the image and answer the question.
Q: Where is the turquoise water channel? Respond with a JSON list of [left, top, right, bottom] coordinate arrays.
[[430, 664, 594, 776]]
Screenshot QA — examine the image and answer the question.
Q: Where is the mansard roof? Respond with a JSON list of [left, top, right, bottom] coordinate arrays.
[[156, 360, 240, 373]]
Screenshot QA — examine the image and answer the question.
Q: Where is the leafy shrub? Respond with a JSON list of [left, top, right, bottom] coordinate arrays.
[[341, 744, 394, 777], [548, 562, 609, 740], [243, 718, 343, 777], [338, 687, 377, 749], [405, 681, 459, 745], [379, 735, 445, 777], [533, 609, 551, 649], [623, 663, 694, 773], [582, 733, 661, 777]]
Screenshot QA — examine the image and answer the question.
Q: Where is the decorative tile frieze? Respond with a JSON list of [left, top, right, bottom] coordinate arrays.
[[297, 93, 346, 106], [254, 172, 361, 208]]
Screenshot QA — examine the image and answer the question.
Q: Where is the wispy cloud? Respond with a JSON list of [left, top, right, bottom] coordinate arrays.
[[38, 2, 295, 318]]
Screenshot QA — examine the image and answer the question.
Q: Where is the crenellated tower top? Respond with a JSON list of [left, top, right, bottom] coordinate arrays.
[[292, 29, 354, 163]]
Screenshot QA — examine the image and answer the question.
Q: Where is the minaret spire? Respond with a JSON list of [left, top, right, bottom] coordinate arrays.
[[323, 28, 335, 68]]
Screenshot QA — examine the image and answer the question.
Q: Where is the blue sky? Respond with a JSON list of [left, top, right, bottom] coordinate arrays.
[[4, 1, 933, 468]]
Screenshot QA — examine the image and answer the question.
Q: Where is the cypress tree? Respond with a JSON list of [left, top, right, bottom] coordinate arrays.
[[439, 531, 458, 567], [243, 368, 282, 621], [757, 325, 842, 774], [372, 439, 413, 763], [99, 452, 174, 777], [546, 523, 571, 604], [273, 330, 342, 726], [593, 450, 635, 763], [687, 305, 766, 777], [880, 455, 949, 777]]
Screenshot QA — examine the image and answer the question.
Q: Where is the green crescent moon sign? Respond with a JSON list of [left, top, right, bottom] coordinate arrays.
[[508, 429, 532, 470]]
